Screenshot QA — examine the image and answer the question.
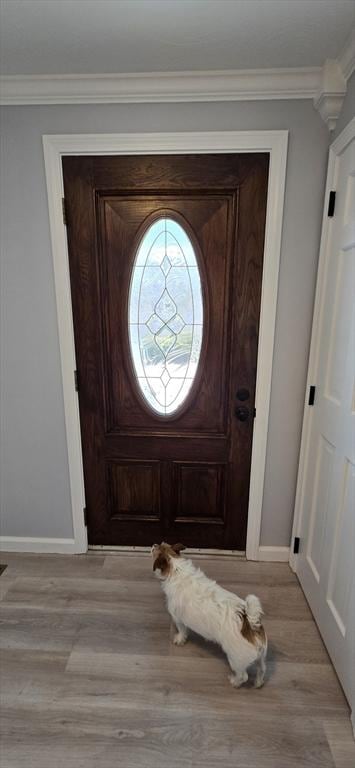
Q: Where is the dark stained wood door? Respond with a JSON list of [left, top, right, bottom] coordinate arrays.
[[63, 154, 269, 549]]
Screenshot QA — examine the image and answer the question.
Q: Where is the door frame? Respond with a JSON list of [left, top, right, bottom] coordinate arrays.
[[290, 117, 355, 573], [43, 130, 288, 557]]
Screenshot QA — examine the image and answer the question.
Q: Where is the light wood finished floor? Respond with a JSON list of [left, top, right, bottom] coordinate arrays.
[[0, 552, 354, 768]]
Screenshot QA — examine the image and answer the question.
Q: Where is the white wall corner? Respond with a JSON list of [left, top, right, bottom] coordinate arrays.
[[314, 59, 347, 131]]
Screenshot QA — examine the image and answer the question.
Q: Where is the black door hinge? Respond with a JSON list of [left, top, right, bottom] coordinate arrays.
[[327, 190, 336, 217], [62, 197, 67, 226], [83, 507, 88, 527], [74, 370, 79, 392], [308, 385, 316, 405], [293, 536, 300, 554]]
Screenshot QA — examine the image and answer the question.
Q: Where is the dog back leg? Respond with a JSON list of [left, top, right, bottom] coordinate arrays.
[[226, 653, 249, 688], [254, 646, 267, 688]]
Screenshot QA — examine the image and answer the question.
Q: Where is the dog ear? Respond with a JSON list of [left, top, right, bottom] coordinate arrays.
[[153, 554, 169, 573], [171, 543, 186, 555]]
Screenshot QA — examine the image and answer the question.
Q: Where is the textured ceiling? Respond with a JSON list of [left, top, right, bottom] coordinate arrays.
[[0, 0, 354, 75]]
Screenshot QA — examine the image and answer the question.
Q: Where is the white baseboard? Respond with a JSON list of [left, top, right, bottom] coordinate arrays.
[[0, 536, 78, 554], [258, 545, 290, 562], [0, 537, 290, 561]]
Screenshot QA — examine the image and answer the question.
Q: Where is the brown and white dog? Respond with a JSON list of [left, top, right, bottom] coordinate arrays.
[[151, 542, 267, 688]]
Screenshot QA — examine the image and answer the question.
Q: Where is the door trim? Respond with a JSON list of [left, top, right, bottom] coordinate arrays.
[[43, 130, 288, 556], [290, 116, 355, 573]]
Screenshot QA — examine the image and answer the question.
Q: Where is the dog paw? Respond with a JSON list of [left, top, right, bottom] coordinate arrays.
[[229, 672, 248, 688], [173, 632, 188, 646], [254, 677, 265, 689]]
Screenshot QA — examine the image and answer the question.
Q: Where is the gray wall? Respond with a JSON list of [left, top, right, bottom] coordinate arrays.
[[0, 100, 329, 545]]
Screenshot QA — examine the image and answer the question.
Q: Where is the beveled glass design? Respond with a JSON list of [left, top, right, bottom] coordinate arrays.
[[128, 217, 203, 415]]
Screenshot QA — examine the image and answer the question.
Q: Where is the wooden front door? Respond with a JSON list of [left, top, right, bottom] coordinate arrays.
[[63, 153, 268, 549]]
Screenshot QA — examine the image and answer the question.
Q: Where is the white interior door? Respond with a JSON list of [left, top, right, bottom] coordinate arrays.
[[293, 118, 355, 713]]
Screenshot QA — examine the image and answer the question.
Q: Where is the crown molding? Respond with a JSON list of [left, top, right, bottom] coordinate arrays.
[[313, 26, 355, 132], [313, 59, 347, 131], [1, 37, 352, 133], [0, 67, 321, 105], [338, 27, 355, 81]]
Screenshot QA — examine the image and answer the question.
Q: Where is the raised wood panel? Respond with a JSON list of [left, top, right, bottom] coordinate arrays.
[[327, 459, 355, 635], [173, 462, 226, 523], [91, 153, 254, 190], [307, 435, 335, 581], [324, 251, 348, 405], [107, 461, 160, 521]]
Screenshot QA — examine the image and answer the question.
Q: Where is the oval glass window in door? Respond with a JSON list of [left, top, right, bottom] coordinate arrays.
[[128, 217, 203, 415]]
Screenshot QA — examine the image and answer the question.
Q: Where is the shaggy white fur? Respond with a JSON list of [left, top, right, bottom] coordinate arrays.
[[152, 543, 267, 688]]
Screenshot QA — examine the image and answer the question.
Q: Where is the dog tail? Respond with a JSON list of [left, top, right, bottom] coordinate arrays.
[[245, 594, 263, 629]]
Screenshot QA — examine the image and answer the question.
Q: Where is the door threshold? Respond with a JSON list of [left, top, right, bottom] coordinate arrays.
[[89, 545, 246, 558]]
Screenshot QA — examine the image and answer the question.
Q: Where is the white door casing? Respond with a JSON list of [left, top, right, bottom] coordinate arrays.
[[32, 131, 288, 557], [292, 118, 355, 714]]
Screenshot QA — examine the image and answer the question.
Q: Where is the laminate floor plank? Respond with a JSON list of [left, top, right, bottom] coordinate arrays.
[[0, 702, 336, 768], [0, 605, 82, 653], [0, 553, 105, 579], [0, 551, 352, 768], [0, 649, 69, 697], [0, 576, 16, 600], [65, 649, 348, 715], [103, 554, 298, 585], [70, 612, 328, 663], [1, 575, 311, 619], [323, 717, 355, 767], [1, 575, 164, 614], [0, 647, 347, 718], [223, 582, 313, 619]]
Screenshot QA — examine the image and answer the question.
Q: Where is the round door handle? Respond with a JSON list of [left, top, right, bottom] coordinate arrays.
[[235, 406, 250, 422], [236, 388, 250, 401]]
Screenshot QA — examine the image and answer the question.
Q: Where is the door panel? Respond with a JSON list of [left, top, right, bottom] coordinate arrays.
[[102, 195, 231, 432], [107, 460, 161, 521], [172, 462, 226, 523], [63, 153, 269, 548], [296, 127, 355, 704]]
